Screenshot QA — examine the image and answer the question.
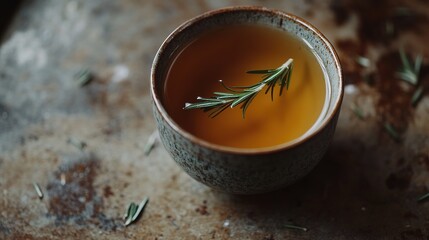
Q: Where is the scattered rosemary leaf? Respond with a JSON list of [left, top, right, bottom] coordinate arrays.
[[356, 56, 371, 68], [75, 69, 93, 87], [144, 131, 158, 156], [67, 138, 87, 151], [285, 223, 308, 232], [397, 48, 422, 86], [350, 103, 365, 120], [124, 197, 149, 227], [411, 86, 424, 107], [123, 203, 134, 220], [131, 197, 149, 222], [33, 182, 43, 199], [124, 202, 138, 224], [123, 207, 129, 220], [383, 122, 401, 142], [417, 192, 429, 202]]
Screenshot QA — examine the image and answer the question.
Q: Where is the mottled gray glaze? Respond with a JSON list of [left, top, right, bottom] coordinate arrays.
[[151, 6, 343, 194]]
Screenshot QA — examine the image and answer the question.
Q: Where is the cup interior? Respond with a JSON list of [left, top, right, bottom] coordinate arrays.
[[151, 6, 343, 153]]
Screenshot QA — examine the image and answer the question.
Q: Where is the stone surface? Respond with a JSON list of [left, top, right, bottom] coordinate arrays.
[[0, 0, 429, 239]]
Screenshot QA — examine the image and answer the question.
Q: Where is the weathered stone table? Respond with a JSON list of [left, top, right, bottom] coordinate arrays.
[[1, 0, 429, 239]]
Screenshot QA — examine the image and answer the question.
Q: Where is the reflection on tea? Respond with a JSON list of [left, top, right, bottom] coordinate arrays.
[[164, 24, 327, 148]]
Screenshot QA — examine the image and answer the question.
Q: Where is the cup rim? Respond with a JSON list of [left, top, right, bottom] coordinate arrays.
[[151, 6, 343, 155]]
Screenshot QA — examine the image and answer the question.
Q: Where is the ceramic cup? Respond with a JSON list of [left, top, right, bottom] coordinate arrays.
[[151, 6, 343, 194]]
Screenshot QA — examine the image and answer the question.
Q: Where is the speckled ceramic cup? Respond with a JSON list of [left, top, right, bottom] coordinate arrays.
[[151, 6, 343, 194]]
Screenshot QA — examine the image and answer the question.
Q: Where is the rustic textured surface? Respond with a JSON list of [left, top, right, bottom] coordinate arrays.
[[0, 0, 429, 239]]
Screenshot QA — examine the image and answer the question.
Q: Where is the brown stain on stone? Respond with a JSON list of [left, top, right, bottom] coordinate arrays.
[[375, 51, 413, 132], [416, 153, 429, 172], [335, 38, 365, 57], [330, 0, 429, 47], [103, 185, 114, 198], [195, 200, 209, 215], [46, 155, 119, 230], [47, 158, 99, 219]]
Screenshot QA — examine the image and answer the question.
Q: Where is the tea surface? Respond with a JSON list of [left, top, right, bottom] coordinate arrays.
[[164, 24, 327, 149]]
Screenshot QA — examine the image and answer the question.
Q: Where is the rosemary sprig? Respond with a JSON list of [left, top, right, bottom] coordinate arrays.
[[397, 49, 422, 86], [183, 59, 294, 118]]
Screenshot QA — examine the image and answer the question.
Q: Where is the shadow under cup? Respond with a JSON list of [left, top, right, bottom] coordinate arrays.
[[151, 7, 343, 194]]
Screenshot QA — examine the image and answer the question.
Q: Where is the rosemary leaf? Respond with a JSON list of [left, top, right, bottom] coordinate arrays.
[[286, 63, 293, 90], [75, 69, 93, 87], [399, 49, 411, 71], [246, 69, 276, 74], [67, 138, 87, 151], [208, 104, 230, 118], [417, 192, 429, 202], [414, 54, 423, 73], [184, 58, 294, 118], [213, 92, 235, 97], [356, 56, 371, 68], [285, 223, 308, 232], [123, 203, 134, 220], [128, 202, 138, 218], [131, 197, 149, 222], [411, 86, 424, 107], [33, 182, 43, 199], [124, 197, 149, 227], [350, 103, 365, 120], [144, 131, 158, 156], [124, 202, 138, 224], [383, 122, 401, 142]]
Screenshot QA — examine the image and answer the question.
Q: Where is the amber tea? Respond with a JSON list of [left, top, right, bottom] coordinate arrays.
[[163, 24, 328, 149]]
